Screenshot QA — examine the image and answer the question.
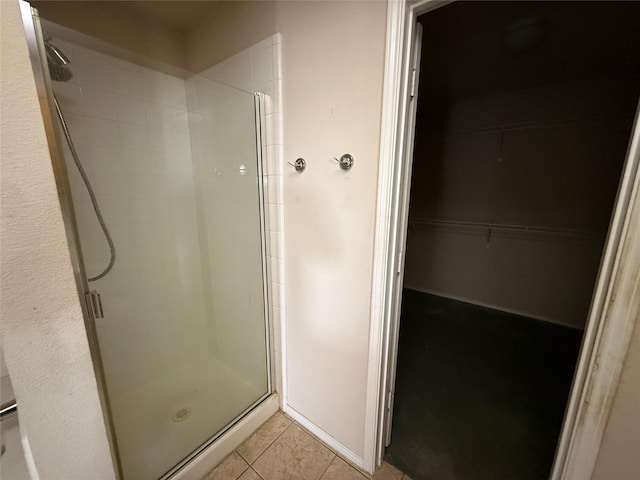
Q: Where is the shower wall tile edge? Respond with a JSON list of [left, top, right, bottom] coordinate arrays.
[[195, 35, 285, 404], [252, 37, 285, 406], [261, 40, 286, 407]]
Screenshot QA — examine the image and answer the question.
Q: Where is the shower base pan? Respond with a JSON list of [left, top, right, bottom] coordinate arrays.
[[108, 354, 277, 480]]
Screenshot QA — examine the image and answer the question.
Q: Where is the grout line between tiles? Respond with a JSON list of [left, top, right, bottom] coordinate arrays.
[[204, 451, 245, 480], [217, 411, 409, 480], [287, 418, 340, 478], [288, 418, 375, 479], [318, 453, 338, 480], [252, 467, 265, 480], [235, 448, 251, 466], [243, 416, 295, 467], [236, 462, 250, 480]]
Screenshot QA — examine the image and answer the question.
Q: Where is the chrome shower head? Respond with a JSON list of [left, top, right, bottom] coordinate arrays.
[[48, 62, 73, 82], [43, 30, 73, 82], [45, 42, 70, 66]]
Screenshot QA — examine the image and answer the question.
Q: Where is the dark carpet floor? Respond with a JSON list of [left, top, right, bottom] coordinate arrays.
[[384, 289, 582, 480]]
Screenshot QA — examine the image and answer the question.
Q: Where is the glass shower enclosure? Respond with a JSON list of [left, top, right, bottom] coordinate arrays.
[[24, 7, 271, 480]]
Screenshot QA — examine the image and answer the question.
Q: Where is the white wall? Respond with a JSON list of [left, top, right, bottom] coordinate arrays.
[[405, 79, 637, 327], [0, 346, 14, 407], [0, 344, 9, 379], [0, 1, 115, 478], [275, 2, 386, 460]]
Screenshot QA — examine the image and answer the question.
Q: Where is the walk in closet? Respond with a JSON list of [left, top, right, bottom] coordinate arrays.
[[384, 2, 640, 479]]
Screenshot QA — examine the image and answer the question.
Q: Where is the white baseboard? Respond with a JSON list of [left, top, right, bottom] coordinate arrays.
[[284, 405, 365, 471], [172, 393, 279, 480], [403, 284, 583, 330]]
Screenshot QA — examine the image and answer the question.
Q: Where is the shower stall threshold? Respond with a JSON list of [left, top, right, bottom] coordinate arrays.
[[167, 392, 279, 480]]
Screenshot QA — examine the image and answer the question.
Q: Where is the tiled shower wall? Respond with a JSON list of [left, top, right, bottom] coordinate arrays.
[[51, 38, 211, 398], [198, 35, 285, 398]]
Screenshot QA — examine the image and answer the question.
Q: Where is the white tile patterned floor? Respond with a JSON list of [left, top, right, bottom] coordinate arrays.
[[203, 412, 411, 480]]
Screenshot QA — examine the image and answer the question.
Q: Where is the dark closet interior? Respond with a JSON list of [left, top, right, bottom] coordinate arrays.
[[385, 2, 640, 480]]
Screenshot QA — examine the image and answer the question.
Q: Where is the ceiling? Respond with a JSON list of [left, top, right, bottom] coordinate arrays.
[[418, 1, 640, 103], [117, 1, 224, 31]]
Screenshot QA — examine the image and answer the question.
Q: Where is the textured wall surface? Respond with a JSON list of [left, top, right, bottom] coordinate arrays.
[[276, 2, 387, 458], [0, 1, 116, 478]]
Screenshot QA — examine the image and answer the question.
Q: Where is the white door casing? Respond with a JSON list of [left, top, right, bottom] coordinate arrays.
[[364, 0, 450, 472]]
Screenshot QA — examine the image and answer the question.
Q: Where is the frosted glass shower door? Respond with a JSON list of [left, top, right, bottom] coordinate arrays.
[[49, 37, 269, 480]]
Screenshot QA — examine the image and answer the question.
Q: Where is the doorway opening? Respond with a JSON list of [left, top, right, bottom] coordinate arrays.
[[383, 2, 640, 479]]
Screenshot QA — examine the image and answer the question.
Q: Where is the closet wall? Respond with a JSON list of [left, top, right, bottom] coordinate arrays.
[[404, 79, 636, 328], [404, 3, 640, 328]]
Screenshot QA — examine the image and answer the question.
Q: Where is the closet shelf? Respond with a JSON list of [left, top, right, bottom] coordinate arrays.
[[409, 218, 605, 241], [421, 115, 631, 137]]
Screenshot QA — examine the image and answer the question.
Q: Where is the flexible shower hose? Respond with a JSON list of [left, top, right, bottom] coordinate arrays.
[[54, 95, 116, 281]]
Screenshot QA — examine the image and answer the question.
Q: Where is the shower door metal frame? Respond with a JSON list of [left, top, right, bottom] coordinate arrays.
[[255, 92, 275, 399], [367, 0, 640, 477], [18, 1, 124, 478], [20, 3, 274, 477]]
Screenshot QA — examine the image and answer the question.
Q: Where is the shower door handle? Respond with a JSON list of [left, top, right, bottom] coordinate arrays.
[[86, 290, 104, 319]]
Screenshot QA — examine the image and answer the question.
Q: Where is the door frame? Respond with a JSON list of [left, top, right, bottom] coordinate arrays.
[[364, 0, 640, 476]]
